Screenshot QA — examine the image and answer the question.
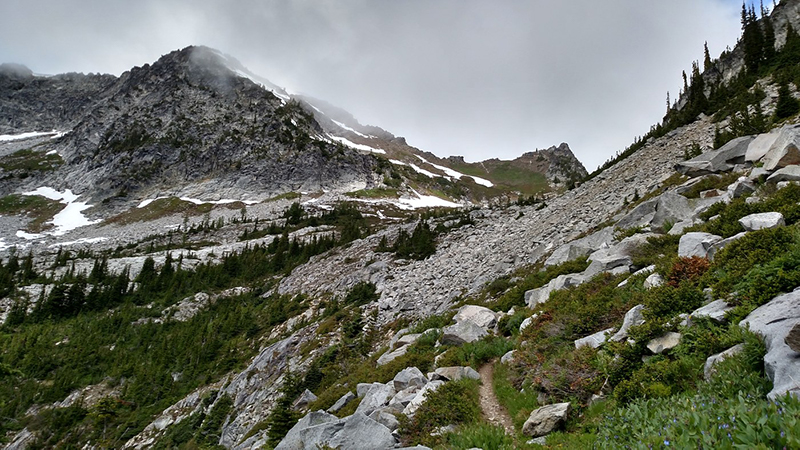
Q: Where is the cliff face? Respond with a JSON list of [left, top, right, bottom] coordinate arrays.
[[1, 47, 382, 206]]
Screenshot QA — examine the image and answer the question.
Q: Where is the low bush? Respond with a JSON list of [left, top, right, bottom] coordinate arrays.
[[399, 379, 481, 447], [444, 423, 516, 450], [436, 336, 514, 369]]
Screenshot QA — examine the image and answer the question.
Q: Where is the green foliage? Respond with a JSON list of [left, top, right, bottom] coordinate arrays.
[[444, 423, 516, 450], [343, 281, 378, 306], [775, 81, 800, 119], [392, 221, 437, 260], [629, 234, 680, 269], [598, 341, 795, 450], [493, 362, 540, 431], [408, 311, 455, 334], [399, 379, 481, 447], [612, 356, 701, 404], [642, 282, 705, 321], [0, 148, 63, 175], [680, 172, 742, 199], [709, 225, 800, 303], [436, 336, 514, 369]]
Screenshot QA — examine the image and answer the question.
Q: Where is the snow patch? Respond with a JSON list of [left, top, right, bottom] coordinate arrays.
[[0, 130, 58, 142], [180, 197, 260, 206], [16, 230, 43, 240], [49, 237, 108, 248], [46, 150, 59, 156], [331, 120, 374, 139], [328, 135, 386, 154], [20, 187, 100, 237], [408, 163, 439, 179], [138, 197, 259, 208], [414, 155, 493, 187], [350, 188, 461, 210]]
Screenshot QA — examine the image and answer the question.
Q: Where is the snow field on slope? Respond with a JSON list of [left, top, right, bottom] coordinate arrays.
[[20, 187, 101, 237]]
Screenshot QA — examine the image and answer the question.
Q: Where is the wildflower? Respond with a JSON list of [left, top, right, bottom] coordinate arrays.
[[664, 439, 670, 446]]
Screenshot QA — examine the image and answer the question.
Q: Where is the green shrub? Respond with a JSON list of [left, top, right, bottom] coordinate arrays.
[[399, 379, 480, 447], [444, 423, 515, 450], [343, 281, 378, 306], [497, 310, 527, 336], [612, 356, 701, 404], [642, 282, 705, 320], [680, 173, 742, 199], [493, 363, 540, 431], [436, 336, 514, 369], [408, 311, 454, 334], [629, 234, 680, 269]]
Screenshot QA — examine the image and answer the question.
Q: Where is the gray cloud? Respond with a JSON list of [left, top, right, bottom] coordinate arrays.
[[0, 0, 746, 169]]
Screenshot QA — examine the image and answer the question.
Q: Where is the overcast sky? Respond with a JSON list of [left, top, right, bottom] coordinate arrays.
[[0, 1, 757, 170]]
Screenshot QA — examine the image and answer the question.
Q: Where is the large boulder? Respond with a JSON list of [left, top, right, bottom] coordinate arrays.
[[610, 304, 646, 342], [377, 345, 409, 366], [392, 367, 427, 391], [274, 410, 343, 450], [544, 243, 593, 267], [678, 232, 722, 258], [615, 199, 658, 230], [522, 402, 571, 437], [583, 253, 632, 279], [430, 366, 480, 382], [746, 129, 782, 162], [762, 125, 800, 171], [327, 391, 356, 413], [643, 272, 665, 289], [292, 389, 318, 411], [738, 212, 785, 231], [574, 328, 615, 349], [704, 344, 745, 381], [740, 289, 800, 399], [525, 274, 585, 308], [453, 305, 498, 329], [651, 192, 694, 231], [388, 387, 420, 409], [368, 408, 400, 431], [727, 177, 756, 198], [676, 136, 754, 176], [440, 321, 488, 346], [355, 383, 395, 415], [328, 413, 396, 450], [544, 227, 616, 267], [766, 165, 800, 183]]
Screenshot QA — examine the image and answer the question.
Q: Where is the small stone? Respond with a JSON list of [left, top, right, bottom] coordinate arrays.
[[646, 332, 681, 354], [522, 402, 571, 437]]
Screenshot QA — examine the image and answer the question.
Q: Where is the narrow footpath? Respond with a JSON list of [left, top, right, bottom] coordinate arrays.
[[478, 361, 515, 435]]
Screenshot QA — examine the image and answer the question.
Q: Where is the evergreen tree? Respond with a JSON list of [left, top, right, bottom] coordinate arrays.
[[703, 42, 712, 71], [775, 82, 800, 119]]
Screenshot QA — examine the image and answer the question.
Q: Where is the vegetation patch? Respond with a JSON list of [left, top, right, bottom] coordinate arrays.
[[0, 148, 63, 178]]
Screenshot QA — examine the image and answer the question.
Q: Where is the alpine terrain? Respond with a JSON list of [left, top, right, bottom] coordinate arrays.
[[2, 1, 800, 449]]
